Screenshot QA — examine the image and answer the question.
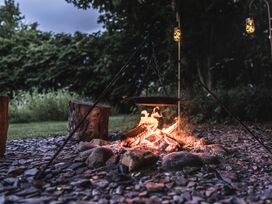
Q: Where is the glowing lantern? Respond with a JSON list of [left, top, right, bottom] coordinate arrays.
[[174, 27, 181, 42], [246, 17, 255, 34]]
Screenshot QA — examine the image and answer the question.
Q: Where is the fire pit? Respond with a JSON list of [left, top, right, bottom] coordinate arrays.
[[115, 96, 183, 153], [73, 97, 226, 173], [112, 96, 203, 154]]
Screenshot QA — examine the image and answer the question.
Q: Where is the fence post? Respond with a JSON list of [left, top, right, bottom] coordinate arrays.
[[0, 96, 9, 157]]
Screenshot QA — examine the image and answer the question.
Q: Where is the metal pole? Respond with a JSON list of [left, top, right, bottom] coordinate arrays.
[[263, 0, 272, 58], [249, 0, 272, 58], [176, 11, 181, 132]]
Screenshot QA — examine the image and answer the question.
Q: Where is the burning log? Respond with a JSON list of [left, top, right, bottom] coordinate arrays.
[[68, 100, 111, 141], [123, 124, 147, 138], [117, 106, 182, 153], [0, 96, 9, 157]]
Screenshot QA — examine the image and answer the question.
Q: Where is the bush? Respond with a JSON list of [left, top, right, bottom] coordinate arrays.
[[187, 85, 272, 123], [9, 89, 80, 123]]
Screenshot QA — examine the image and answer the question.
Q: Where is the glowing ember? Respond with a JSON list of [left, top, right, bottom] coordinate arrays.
[[119, 107, 181, 153]]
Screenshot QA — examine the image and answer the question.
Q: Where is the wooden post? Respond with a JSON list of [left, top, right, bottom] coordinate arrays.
[[68, 100, 111, 141], [0, 96, 9, 157]]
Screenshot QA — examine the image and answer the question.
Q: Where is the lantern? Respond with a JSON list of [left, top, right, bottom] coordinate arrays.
[[174, 27, 181, 42], [246, 17, 255, 34]]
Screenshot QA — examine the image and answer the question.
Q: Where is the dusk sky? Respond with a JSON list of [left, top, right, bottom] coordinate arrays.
[[0, 0, 103, 34]]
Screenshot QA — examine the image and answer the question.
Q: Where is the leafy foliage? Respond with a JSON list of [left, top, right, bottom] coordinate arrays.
[[0, 0, 272, 121], [187, 85, 272, 122], [0, 0, 24, 37]]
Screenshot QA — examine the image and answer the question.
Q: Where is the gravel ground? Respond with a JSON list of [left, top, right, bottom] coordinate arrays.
[[0, 124, 272, 204]]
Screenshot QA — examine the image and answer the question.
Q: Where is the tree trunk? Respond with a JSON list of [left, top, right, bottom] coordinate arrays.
[[68, 100, 111, 141], [0, 96, 9, 157]]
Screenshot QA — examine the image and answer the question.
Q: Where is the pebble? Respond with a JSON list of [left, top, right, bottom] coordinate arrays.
[[174, 175, 187, 186], [92, 189, 100, 196], [139, 191, 148, 197], [0, 126, 271, 203], [71, 179, 91, 188], [94, 179, 109, 188], [173, 195, 183, 202], [187, 181, 196, 188], [24, 168, 38, 176], [145, 182, 165, 192], [68, 162, 84, 170], [115, 186, 123, 195]]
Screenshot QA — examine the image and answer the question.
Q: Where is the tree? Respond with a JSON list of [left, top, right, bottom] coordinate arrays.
[[66, 0, 177, 96], [0, 0, 24, 37]]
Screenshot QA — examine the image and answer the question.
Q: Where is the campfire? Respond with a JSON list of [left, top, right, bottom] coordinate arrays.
[[69, 99, 207, 156], [118, 106, 180, 153], [67, 99, 225, 173]]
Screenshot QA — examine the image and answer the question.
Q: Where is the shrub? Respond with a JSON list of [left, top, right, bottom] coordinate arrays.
[[9, 89, 80, 123], [186, 85, 272, 123]]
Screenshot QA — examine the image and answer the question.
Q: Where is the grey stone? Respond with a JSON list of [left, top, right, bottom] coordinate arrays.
[[3, 178, 16, 185], [120, 149, 159, 172], [115, 186, 123, 195], [16, 187, 40, 196], [94, 179, 109, 188], [79, 149, 95, 160], [0, 196, 5, 204], [7, 167, 24, 176], [89, 139, 110, 146], [201, 144, 228, 156], [71, 179, 91, 188], [86, 147, 113, 168], [193, 152, 220, 165], [24, 168, 38, 176], [263, 188, 272, 200], [173, 176, 187, 186], [162, 151, 203, 171], [77, 141, 96, 152], [180, 192, 192, 201], [92, 189, 101, 196], [173, 195, 184, 203], [67, 162, 84, 170]]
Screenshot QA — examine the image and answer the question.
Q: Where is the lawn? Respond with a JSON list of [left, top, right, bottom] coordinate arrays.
[[8, 115, 138, 140]]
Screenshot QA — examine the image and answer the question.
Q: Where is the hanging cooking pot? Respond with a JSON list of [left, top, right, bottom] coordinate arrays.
[[124, 96, 179, 106]]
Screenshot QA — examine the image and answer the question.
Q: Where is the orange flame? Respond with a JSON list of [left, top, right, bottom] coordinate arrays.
[[120, 107, 181, 153], [105, 106, 207, 155]]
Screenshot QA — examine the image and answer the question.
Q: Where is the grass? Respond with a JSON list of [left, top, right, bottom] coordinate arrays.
[[108, 115, 138, 132], [8, 121, 68, 140], [8, 115, 138, 140], [9, 89, 80, 123]]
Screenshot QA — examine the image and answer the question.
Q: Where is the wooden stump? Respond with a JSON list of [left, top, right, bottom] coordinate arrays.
[[68, 100, 111, 141], [0, 96, 9, 157]]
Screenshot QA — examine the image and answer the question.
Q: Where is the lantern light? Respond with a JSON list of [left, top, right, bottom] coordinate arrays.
[[246, 17, 255, 34], [174, 27, 181, 42]]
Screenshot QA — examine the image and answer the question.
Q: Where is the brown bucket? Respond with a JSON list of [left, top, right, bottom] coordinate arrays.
[[0, 96, 9, 157]]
